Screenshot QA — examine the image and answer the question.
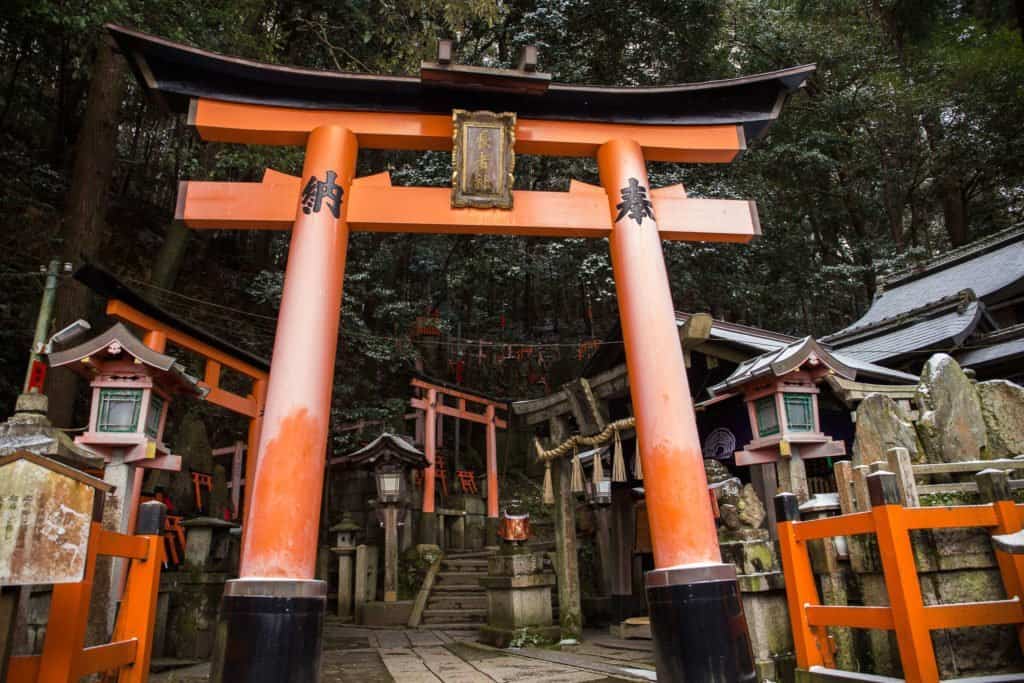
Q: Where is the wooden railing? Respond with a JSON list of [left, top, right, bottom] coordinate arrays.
[[7, 501, 166, 683], [836, 447, 1024, 513], [776, 468, 1024, 683]]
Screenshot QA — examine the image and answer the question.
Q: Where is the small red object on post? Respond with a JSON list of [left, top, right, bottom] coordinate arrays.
[[26, 360, 47, 392]]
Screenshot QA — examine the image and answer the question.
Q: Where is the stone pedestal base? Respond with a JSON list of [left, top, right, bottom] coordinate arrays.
[[481, 549, 558, 648], [720, 532, 777, 576]]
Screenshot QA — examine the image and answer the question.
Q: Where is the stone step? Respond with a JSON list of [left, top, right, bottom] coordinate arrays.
[[426, 595, 487, 610], [422, 608, 486, 624], [431, 583, 486, 594], [441, 558, 489, 570], [435, 571, 485, 586], [418, 622, 482, 631], [448, 548, 495, 557]]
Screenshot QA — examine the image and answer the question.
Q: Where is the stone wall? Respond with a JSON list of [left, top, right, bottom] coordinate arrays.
[[839, 529, 1024, 678]]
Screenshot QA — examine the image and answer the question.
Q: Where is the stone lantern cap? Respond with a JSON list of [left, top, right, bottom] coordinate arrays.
[[330, 512, 361, 534], [47, 323, 205, 397], [333, 432, 428, 471]]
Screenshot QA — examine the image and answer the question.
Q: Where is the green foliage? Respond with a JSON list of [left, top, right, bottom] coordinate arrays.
[[1, 0, 1022, 427]]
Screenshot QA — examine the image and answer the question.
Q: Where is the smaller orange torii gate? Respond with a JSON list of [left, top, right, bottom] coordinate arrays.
[[75, 265, 269, 531], [408, 376, 508, 544]]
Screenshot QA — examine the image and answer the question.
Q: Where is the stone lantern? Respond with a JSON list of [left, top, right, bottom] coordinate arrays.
[[329, 513, 361, 621], [707, 337, 849, 502], [333, 433, 427, 617], [48, 323, 204, 471], [47, 323, 204, 545]]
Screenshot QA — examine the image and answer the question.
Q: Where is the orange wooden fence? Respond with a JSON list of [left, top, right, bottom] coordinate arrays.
[[776, 468, 1024, 683], [7, 501, 166, 683]]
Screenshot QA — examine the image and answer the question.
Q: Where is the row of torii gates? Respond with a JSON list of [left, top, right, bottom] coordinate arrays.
[[107, 24, 813, 683]]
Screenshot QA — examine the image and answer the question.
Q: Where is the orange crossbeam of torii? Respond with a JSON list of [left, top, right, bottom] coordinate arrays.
[[189, 98, 748, 162], [178, 170, 759, 242], [408, 378, 508, 533]]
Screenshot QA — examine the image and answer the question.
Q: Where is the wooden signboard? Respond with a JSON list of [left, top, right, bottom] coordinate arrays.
[[451, 109, 516, 209], [0, 451, 110, 585]]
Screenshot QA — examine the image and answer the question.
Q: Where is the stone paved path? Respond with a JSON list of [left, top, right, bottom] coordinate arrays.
[[151, 621, 655, 682]]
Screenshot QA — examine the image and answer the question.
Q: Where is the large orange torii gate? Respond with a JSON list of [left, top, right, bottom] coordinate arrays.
[[109, 23, 813, 683]]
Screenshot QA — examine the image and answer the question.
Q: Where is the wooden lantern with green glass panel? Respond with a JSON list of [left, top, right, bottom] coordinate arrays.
[[711, 337, 849, 468], [48, 323, 205, 471]]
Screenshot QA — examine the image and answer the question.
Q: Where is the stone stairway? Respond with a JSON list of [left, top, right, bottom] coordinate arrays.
[[421, 550, 490, 629], [419, 548, 561, 632]]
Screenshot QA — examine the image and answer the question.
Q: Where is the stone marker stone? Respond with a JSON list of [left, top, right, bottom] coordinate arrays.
[[853, 393, 923, 466], [915, 354, 987, 463], [976, 379, 1024, 458]]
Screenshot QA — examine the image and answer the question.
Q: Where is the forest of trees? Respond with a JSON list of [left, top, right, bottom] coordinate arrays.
[[0, 1, 1022, 447]]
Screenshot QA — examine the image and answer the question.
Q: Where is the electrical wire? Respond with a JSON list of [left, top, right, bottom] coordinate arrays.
[[115, 278, 1015, 357]]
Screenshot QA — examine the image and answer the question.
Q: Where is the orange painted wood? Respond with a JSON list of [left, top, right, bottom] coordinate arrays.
[[776, 520, 825, 668], [177, 175, 759, 243], [107, 300, 268, 382], [902, 505, 998, 530], [110, 534, 164, 683], [94, 528, 149, 560], [793, 511, 875, 541], [241, 377, 266, 537], [805, 605, 895, 630], [410, 379, 509, 409], [6, 655, 40, 683], [240, 125, 358, 580], [142, 329, 167, 353], [74, 640, 136, 678], [485, 404, 498, 519], [990, 500, 1024, 652], [190, 98, 746, 162], [409, 398, 508, 428], [871, 504, 940, 683], [922, 600, 1024, 630], [598, 137, 719, 569], [203, 360, 221, 388], [423, 388, 437, 514], [37, 523, 100, 682], [199, 384, 259, 418]]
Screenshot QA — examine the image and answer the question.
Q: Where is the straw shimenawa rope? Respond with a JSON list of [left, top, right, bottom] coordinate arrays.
[[532, 417, 636, 462]]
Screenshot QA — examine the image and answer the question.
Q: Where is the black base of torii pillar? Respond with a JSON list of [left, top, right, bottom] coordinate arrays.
[[646, 564, 757, 681], [211, 580, 326, 683]]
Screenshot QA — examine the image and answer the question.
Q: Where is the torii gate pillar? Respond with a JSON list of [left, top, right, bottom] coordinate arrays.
[[213, 125, 356, 683], [599, 139, 753, 681]]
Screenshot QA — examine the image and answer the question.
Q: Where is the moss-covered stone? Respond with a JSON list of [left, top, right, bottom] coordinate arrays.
[[915, 354, 987, 463], [852, 393, 923, 466], [976, 379, 1024, 458]]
